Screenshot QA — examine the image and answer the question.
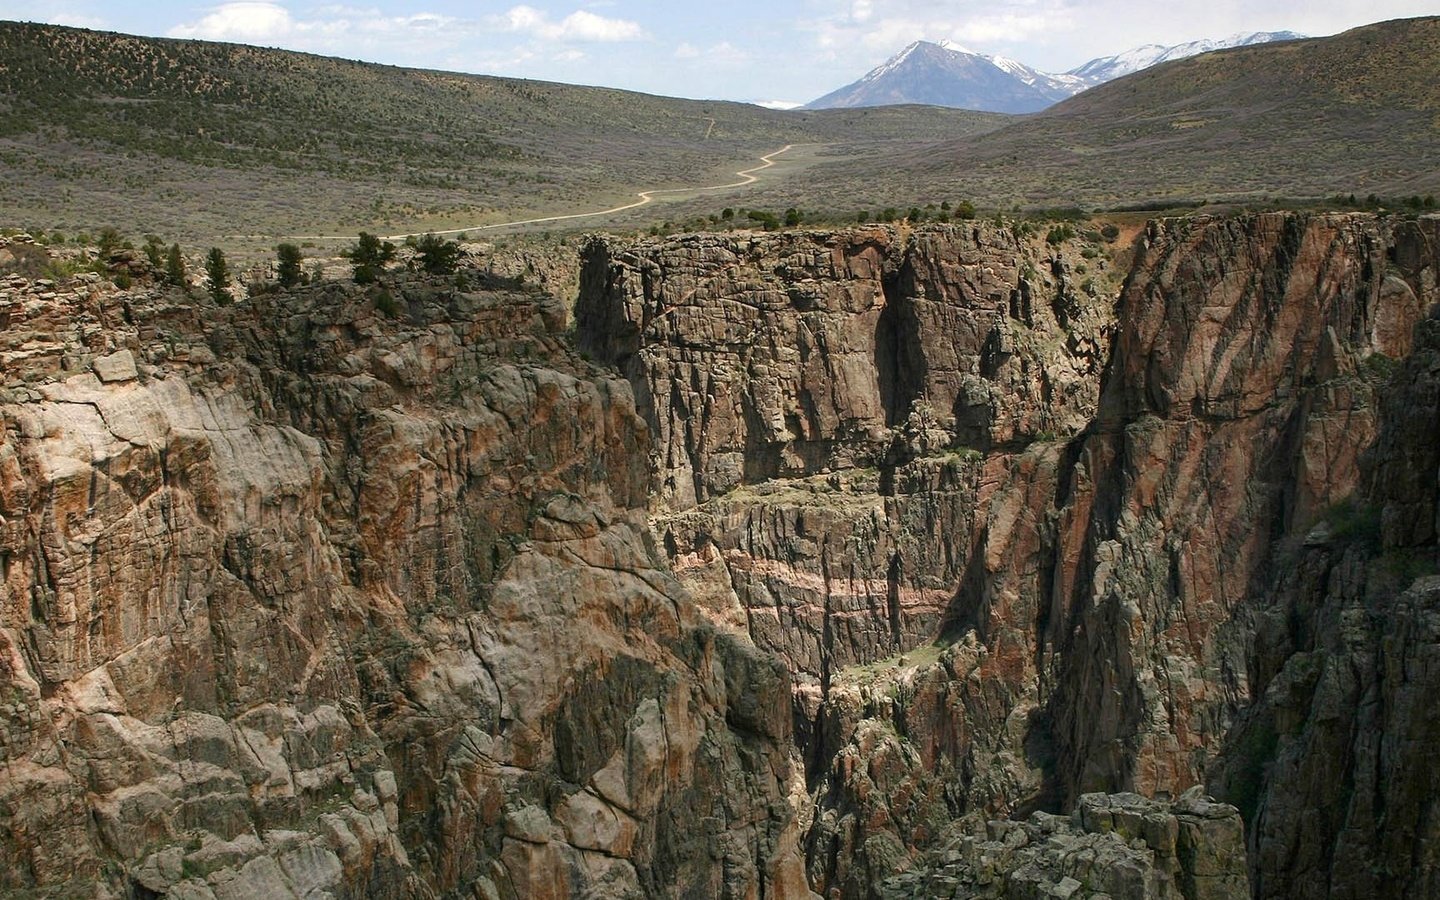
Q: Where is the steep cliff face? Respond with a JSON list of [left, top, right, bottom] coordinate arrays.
[[1217, 312, 1440, 900], [576, 225, 1114, 682], [577, 214, 1440, 898], [0, 264, 808, 898], [3, 210, 1435, 900]]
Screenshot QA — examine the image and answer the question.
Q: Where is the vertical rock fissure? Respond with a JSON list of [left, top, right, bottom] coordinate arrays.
[[875, 266, 920, 428], [886, 552, 903, 653], [819, 543, 834, 699]]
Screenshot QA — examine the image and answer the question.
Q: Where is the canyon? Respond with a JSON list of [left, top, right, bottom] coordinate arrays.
[[1, 211, 1437, 898]]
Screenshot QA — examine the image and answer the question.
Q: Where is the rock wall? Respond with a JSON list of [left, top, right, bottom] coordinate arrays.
[[576, 224, 1114, 684], [2, 210, 1436, 900], [577, 214, 1440, 898], [1215, 311, 1440, 900], [0, 263, 810, 898]]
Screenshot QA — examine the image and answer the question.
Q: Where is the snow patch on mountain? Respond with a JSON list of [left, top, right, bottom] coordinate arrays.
[[805, 31, 1305, 113], [1068, 31, 1305, 84]]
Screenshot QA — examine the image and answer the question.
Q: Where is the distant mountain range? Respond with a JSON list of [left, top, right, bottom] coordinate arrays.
[[805, 32, 1306, 113]]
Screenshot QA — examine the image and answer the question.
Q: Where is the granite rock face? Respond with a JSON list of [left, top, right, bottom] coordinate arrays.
[[1215, 313, 1440, 900], [577, 214, 1440, 898], [0, 264, 809, 898], [577, 224, 1115, 685], [3, 210, 1437, 900]]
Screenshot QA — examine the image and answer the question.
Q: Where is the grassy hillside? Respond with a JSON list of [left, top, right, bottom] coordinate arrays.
[[729, 17, 1440, 214], [0, 22, 1006, 249]]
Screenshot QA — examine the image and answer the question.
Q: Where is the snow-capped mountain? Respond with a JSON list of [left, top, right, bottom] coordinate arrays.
[[805, 31, 1305, 113], [804, 40, 1071, 113], [989, 54, 1088, 97], [1067, 31, 1306, 84]]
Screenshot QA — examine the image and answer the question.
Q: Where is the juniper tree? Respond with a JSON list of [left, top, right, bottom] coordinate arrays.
[[143, 235, 165, 269], [415, 233, 460, 275]]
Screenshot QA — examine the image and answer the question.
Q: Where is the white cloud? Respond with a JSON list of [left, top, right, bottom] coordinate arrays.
[[952, 9, 1076, 44], [673, 40, 750, 65], [499, 5, 645, 42], [166, 2, 473, 63], [46, 12, 109, 29], [755, 99, 803, 110], [807, 0, 1076, 60], [168, 1, 296, 42]]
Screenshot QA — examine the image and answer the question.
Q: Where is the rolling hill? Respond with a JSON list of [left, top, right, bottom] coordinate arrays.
[[0, 22, 1006, 249], [747, 17, 1440, 214], [2, 17, 1435, 251]]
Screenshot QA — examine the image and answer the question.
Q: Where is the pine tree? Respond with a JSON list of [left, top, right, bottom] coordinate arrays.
[[276, 243, 304, 287], [205, 247, 231, 304], [165, 243, 187, 287], [345, 232, 396, 283]]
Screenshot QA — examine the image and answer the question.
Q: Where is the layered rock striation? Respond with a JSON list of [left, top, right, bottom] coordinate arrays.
[[2, 209, 1436, 900], [0, 262, 808, 898], [577, 214, 1440, 898]]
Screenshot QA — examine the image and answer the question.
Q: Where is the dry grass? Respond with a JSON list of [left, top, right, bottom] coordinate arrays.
[[696, 18, 1440, 217], [0, 22, 1005, 255], [3, 17, 1436, 256]]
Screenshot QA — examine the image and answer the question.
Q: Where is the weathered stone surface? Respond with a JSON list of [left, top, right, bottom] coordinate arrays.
[[4, 210, 1439, 900], [0, 264, 810, 898], [578, 223, 1115, 686], [92, 347, 138, 382], [1210, 314, 1440, 900], [880, 791, 1248, 900], [577, 214, 1440, 898]]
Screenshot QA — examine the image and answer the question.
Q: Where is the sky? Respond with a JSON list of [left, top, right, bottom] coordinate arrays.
[[1, 1, 1434, 107]]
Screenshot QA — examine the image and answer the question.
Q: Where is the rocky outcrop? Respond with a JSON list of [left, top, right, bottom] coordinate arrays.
[[3, 209, 1436, 900], [577, 214, 1440, 898], [882, 791, 1248, 900], [576, 224, 1114, 683], [0, 260, 809, 898]]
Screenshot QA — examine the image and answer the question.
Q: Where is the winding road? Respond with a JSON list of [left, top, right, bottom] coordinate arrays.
[[378, 144, 793, 241]]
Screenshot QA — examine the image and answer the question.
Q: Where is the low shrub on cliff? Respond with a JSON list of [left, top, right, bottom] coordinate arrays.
[[746, 210, 780, 231], [1045, 224, 1076, 246], [374, 287, 401, 318], [1323, 497, 1382, 551]]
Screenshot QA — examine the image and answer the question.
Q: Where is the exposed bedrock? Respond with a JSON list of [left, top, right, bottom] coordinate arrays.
[[576, 223, 1115, 683], [881, 790, 1250, 900], [577, 214, 1440, 898], [0, 269, 809, 898], [1, 209, 1435, 900]]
